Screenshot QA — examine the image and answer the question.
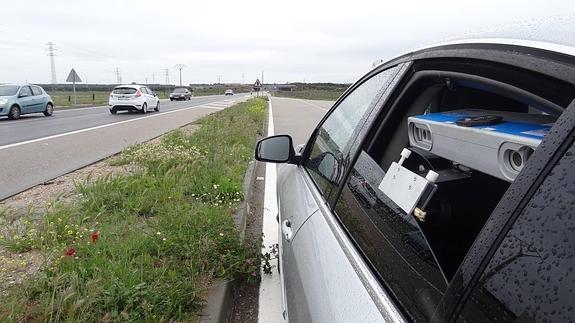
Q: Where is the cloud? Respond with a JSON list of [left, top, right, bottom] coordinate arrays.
[[0, 0, 573, 84]]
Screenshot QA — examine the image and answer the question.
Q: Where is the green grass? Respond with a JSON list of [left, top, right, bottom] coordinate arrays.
[[0, 98, 267, 322], [273, 89, 343, 101]]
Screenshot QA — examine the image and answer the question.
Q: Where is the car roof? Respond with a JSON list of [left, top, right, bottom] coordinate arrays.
[[379, 16, 575, 68], [114, 84, 144, 89]]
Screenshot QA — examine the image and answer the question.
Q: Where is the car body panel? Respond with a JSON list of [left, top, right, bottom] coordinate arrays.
[[279, 162, 406, 322]]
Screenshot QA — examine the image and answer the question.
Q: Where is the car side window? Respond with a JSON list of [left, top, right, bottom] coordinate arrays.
[[32, 86, 43, 96], [334, 150, 447, 321], [146, 87, 154, 95], [140, 87, 148, 94], [458, 141, 575, 323], [19, 86, 31, 97], [305, 66, 401, 199]]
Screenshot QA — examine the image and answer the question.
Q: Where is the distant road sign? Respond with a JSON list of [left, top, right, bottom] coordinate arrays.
[[253, 79, 262, 88], [66, 68, 82, 83]]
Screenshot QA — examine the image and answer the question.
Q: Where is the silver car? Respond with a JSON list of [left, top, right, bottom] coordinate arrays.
[[256, 37, 575, 322], [0, 84, 54, 120]]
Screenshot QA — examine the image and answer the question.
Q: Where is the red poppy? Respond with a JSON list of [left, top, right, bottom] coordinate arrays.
[[65, 247, 76, 257], [91, 230, 100, 243]]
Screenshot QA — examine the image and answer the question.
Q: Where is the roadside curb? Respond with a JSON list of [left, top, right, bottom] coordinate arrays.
[[200, 159, 259, 323], [200, 97, 267, 323]]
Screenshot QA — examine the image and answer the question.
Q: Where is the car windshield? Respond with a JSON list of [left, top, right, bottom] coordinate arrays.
[[173, 88, 187, 93], [0, 85, 19, 96], [112, 87, 137, 94]]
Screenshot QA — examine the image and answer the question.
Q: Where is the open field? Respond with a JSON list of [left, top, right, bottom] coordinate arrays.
[[0, 98, 267, 321], [273, 89, 344, 101], [271, 82, 348, 101]]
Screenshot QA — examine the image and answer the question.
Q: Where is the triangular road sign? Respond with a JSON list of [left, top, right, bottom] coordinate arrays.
[[253, 79, 262, 87], [66, 68, 82, 83]]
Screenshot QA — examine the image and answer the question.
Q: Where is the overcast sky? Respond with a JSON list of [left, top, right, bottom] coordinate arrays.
[[0, 0, 573, 85]]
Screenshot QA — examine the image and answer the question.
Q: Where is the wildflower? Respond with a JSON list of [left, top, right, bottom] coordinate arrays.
[[219, 233, 224, 237], [156, 231, 161, 235], [91, 230, 100, 243], [64, 247, 76, 257]]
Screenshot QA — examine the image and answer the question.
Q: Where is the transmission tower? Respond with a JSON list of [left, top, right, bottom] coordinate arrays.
[[175, 64, 186, 86], [46, 42, 57, 85], [164, 69, 169, 85], [115, 67, 122, 84]]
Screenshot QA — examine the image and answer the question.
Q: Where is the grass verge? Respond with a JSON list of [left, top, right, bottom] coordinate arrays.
[[0, 98, 267, 321]]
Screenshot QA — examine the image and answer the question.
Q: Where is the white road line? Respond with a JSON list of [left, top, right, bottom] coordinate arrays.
[[258, 97, 284, 323], [0, 102, 222, 151]]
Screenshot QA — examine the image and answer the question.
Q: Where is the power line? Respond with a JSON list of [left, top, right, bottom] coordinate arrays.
[[175, 64, 185, 86], [46, 42, 57, 84], [115, 67, 122, 84]]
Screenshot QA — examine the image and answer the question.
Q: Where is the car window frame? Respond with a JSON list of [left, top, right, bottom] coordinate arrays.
[[435, 100, 575, 322], [457, 135, 575, 322], [140, 87, 148, 95], [320, 55, 575, 321], [300, 62, 409, 206], [18, 86, 32, 97], [31, 86, 43, 96]]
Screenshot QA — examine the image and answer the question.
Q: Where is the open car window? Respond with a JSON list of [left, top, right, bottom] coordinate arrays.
[[333, 60, 573, 321]]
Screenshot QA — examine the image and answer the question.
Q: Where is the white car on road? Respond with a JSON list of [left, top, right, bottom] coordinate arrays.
[[109, 85, 160, 114]]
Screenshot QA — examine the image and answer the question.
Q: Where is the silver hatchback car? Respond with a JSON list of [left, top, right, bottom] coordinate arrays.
[[0, 84, 54, 120], [256, 38, 575, 322]]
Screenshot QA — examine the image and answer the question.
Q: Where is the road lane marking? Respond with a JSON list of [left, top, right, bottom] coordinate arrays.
[[258, 97, 284, 323], [0, 100, 231, 151]]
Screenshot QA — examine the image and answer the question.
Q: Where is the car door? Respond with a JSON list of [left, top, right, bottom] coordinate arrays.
[[278, 63, 409, 322], [31, 86, 46, 112], [17, 86, 34, 114], [147, 87, 158, 107]]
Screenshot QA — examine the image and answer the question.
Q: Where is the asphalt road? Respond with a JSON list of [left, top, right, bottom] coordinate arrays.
[[271, 96, 333, 145], [0, 94, 250, 200], [0, 95, 242, 147]]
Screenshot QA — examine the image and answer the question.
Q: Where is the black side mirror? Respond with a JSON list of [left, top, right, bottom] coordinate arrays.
[[255, 135, 298, 163]]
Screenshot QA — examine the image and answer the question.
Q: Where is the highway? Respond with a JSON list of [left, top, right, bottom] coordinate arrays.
[[0, 94, 250, 200]]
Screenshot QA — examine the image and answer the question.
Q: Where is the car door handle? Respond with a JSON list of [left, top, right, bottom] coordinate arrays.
[[282, 220, 293, 242]]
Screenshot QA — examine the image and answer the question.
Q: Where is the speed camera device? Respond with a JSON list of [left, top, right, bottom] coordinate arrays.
[[407, 109, 554, 182]]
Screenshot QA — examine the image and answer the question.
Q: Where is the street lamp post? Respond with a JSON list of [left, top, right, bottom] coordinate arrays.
[[175, 64, 186, 86]]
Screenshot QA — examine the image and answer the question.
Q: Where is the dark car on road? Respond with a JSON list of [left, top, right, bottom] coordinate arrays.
[[256, 37, 575, 322], [0, 84, 54, 120], [169, 88, 192, 101]]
